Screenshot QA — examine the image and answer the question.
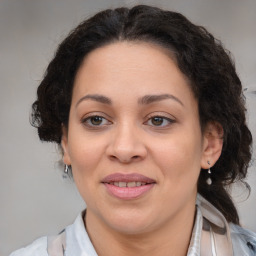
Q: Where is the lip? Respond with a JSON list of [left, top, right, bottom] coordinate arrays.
[[102, 173, 156, 200], [102, 173, 156, 183]]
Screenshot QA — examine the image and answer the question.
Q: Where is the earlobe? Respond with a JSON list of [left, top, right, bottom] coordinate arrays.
[[201, 122, 224, 169], [61, 125, 71, 165]]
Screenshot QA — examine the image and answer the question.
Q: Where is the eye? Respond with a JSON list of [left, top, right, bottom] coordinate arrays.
[[146, 116, 175, 127], [82, 115, 110, 127]]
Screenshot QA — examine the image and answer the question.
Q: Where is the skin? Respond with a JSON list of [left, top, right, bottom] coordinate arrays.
[[62, 41, 223, 256]]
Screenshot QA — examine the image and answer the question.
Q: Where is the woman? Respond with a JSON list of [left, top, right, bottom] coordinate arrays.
[[11, 4, 256, 256]]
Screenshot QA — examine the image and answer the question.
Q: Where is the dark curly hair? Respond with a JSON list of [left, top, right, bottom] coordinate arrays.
[[31, 5, 252, 224]]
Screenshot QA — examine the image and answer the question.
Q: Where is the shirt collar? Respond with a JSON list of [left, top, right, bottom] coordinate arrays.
[[187, 205, 203, 256], [65, 200, 206, 256], [65, 210, 98, 256]]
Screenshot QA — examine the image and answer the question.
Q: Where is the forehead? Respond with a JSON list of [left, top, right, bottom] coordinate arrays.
[[72, 41, 194, 105]]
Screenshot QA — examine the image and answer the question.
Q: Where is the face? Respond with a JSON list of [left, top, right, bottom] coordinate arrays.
[[62, 42, 211, 235]]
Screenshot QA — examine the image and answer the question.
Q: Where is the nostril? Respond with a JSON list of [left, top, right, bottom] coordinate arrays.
[[109, 155, 117, 161], [109, 155, 140, 163]]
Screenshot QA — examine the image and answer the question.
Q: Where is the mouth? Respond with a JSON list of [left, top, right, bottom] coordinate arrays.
[[107, 181, 148, 187], [102, 173, 156, 200]]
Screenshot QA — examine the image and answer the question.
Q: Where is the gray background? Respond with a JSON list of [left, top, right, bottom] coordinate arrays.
[[0, 0, 255, 255]]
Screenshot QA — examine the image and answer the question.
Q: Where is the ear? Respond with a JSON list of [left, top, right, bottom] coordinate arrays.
[[61, 125, 71, 165], [201, 121, 224, 169]]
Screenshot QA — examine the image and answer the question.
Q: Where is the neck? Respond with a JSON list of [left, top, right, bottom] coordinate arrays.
[[85, 204, 196, 256]]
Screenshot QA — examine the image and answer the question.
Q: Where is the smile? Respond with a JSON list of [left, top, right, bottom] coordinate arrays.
[[102, 173, 156, 200], [108, 181, 147, 187]]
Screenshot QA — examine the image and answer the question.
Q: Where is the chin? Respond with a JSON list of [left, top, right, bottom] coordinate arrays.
[[110, 220, 152, 235], [102, 209, 157, 235]]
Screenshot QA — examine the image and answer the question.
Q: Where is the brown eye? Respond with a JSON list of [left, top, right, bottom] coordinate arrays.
[[146, 116, 175, 127], [151, 117, 164, 126], [82, 115, 110, 127], [90, 116, 103, 125]]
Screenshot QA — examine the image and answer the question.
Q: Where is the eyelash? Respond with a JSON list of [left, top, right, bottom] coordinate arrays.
[[81, 114, 175, 129], [81, 115, 111, 128], [144, 115, 175, 127]]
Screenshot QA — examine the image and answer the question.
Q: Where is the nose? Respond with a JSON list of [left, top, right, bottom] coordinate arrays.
[[106, 123, 147, 164]]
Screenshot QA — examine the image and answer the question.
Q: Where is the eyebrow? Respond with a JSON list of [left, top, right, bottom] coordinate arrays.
[[138, 94, 184, 106], [76, 93, 184, 107], [76, 94, 112, 107]]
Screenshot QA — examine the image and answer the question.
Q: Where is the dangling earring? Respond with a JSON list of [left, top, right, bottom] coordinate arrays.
[[63, 164, 71, 179], [206, 161, 212, 185], [64, 165, 69, 174]]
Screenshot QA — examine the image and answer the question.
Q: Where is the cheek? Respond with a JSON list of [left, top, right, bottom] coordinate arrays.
[[67, 133, 107, 188], [68, 128, 105, 164], [152, 128, 203, 183], [69, 140, 103, 204]]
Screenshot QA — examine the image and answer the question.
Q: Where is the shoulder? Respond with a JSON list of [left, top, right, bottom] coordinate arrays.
[[9, 236, 48, 256], [197, 194, 256, 255], [229, 223, 256, 255]]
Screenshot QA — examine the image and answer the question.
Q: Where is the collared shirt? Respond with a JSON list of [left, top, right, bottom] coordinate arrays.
[[10, 196, 256, 256]]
